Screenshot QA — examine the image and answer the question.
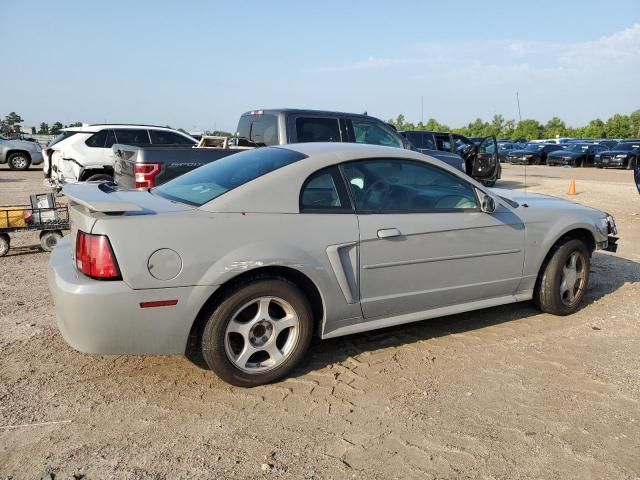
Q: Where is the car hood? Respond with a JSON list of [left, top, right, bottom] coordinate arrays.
[[6, 139, 40, 151], [548, 150, 582, 158], [490, 188, 605, 218], [509, 150, 540, 155]]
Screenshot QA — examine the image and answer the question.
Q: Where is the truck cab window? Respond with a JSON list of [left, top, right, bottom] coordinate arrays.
[[295, 117, 341, 142]]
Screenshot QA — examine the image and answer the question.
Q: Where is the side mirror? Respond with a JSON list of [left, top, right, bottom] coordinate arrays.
[[480, 194, 496, 213]]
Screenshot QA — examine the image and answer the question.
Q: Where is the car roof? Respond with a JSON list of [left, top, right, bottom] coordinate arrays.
[[202, 143, 477, 214], [241, 108, 378, 120], [61, 124, 190, 133]]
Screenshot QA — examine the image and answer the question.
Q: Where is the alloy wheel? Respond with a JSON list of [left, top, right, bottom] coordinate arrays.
[[224, 296, 300, 373]]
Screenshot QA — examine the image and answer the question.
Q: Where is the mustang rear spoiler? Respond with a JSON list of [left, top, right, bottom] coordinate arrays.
[[63, 183, 144, 213]]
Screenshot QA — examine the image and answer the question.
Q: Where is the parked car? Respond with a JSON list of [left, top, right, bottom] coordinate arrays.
[[593, 141, 640, 169], [0, 134, 43, 170], [113, 110, 500, 188], [50, 142, 618, 387], [497, 141, 516, 162], [400, 130, 500, 186], [46, 124, 197, 189], [507, 143, 564, 165], [546, 143, 608, 167]]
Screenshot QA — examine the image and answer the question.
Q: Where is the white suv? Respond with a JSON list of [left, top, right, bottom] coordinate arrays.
[[45, 124, 196, 189]]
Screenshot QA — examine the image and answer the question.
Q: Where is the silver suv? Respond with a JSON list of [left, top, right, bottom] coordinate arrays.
[[0, 135, 44, 170]]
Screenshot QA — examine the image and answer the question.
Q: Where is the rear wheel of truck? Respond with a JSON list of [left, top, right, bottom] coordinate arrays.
[[85, 173, 113, 182], [0, 234, 10, 257], [7, 153, 31, 171], [40, 230, 63, 252]]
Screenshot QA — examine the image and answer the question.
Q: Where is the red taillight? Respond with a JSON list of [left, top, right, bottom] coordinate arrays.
[[134, 163, 161, 189], [76, 231, 121, 280]]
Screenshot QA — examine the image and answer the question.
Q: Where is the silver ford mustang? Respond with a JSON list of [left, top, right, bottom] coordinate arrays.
[[49, 143, 617, 387]]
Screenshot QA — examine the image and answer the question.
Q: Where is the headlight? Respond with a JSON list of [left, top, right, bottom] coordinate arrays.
[[598, 214, 617, 236], [595, 154, 601, 159], [615, 154, 628, 159], [607, 214, 618, 235]]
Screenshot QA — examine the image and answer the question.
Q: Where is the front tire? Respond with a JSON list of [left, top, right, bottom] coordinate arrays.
[[7, 153, 31, 171], [534, 238, 591, 316], [201, 278, 313, 387]]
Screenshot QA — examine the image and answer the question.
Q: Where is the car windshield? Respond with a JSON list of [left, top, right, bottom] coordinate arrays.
[[49, 131, 79, 146], [562, 144, 588, 152], [153, 147, 306, 206], [613, 142, 639, 151], [524, 144, 543, 151]]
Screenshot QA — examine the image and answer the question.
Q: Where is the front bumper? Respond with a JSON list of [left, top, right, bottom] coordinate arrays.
[[48, 237, 218, 355], [594, 158, 626, 168]]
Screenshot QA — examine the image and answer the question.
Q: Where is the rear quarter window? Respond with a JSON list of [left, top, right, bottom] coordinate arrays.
[[236, 114, 279, 147], [153, 147, 307, 206]]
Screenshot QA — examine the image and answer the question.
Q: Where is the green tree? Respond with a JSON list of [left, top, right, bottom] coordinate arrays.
[[503, 119, 516, 138], [31, 126, 36, 134], [544, 117, 567, 138], [4, 112, 23, 132], [628, 109, 640, 138], [490, 114, 505, 136], [50, 122, 64, 135], [38, 122, 49, 134], [512, 119, 544, 140], [605, 114, 631, 138], [582, 119, 606, 138], [65, 121, 82, 128]]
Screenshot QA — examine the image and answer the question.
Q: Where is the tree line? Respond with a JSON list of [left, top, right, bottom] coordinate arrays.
[[4, 109, 639, 141], [388, 110, 640, 140], [0, 112, 82, 136]]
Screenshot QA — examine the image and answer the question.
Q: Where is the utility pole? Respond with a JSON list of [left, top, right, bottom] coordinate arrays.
[[516, 92, 522, 122], [421, 96, 424, 125]]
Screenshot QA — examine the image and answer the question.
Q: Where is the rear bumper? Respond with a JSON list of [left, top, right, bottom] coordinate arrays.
[[48, 237, 218, 355]]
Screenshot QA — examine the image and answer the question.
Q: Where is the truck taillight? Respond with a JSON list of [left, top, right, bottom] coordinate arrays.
[[134, 163, 161, 189], [76, 231, 121, 280]]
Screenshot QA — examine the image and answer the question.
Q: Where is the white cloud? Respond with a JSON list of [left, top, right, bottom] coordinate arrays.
[[304, 25, 639, 125]]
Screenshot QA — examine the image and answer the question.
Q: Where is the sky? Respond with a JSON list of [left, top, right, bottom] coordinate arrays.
[[2, 0, 639, 132]]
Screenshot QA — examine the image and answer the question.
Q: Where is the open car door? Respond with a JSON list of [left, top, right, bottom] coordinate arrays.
[[474, 136, 500, 186]]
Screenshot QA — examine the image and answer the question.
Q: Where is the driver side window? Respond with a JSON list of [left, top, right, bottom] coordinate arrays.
[[342, 159, 478, 212]]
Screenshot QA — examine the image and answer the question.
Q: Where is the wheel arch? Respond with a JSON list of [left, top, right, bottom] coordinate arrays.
[[78, 166, 114, 181], [533, 227, 596, 295], [6, 149, 32, 161], [186, 265, 325, 357]]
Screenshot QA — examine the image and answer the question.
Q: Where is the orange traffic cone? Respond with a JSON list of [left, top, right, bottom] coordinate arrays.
[[568, 179, 577, 195]]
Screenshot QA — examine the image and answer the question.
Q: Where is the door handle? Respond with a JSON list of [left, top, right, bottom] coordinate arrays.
[[377, 228, 401, 239]]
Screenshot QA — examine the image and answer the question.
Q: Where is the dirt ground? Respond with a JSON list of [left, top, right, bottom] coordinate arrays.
[[1, 163, 639, 480]]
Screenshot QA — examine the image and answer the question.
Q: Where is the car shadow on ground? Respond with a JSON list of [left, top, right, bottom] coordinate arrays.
[[496, 179, 538, 189], [186, 253, 640, 376]]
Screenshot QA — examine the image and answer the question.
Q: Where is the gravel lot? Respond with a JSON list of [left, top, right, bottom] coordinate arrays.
[[1, 163, 639, 479]]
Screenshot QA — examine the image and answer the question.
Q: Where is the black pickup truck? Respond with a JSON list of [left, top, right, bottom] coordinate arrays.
[[114, 109, 496, 188]]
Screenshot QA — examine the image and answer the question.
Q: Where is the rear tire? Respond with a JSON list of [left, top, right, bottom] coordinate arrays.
[[40, 230, 63, 252], [0, 234, 9, 257], [7, 153, 31, 171], [201, 277, 314, 387], [85, 173, 113, 182], [534, 238, 591, 316]]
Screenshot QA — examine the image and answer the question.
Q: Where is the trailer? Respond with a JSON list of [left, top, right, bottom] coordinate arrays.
[[0, 193, 69, 256]]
